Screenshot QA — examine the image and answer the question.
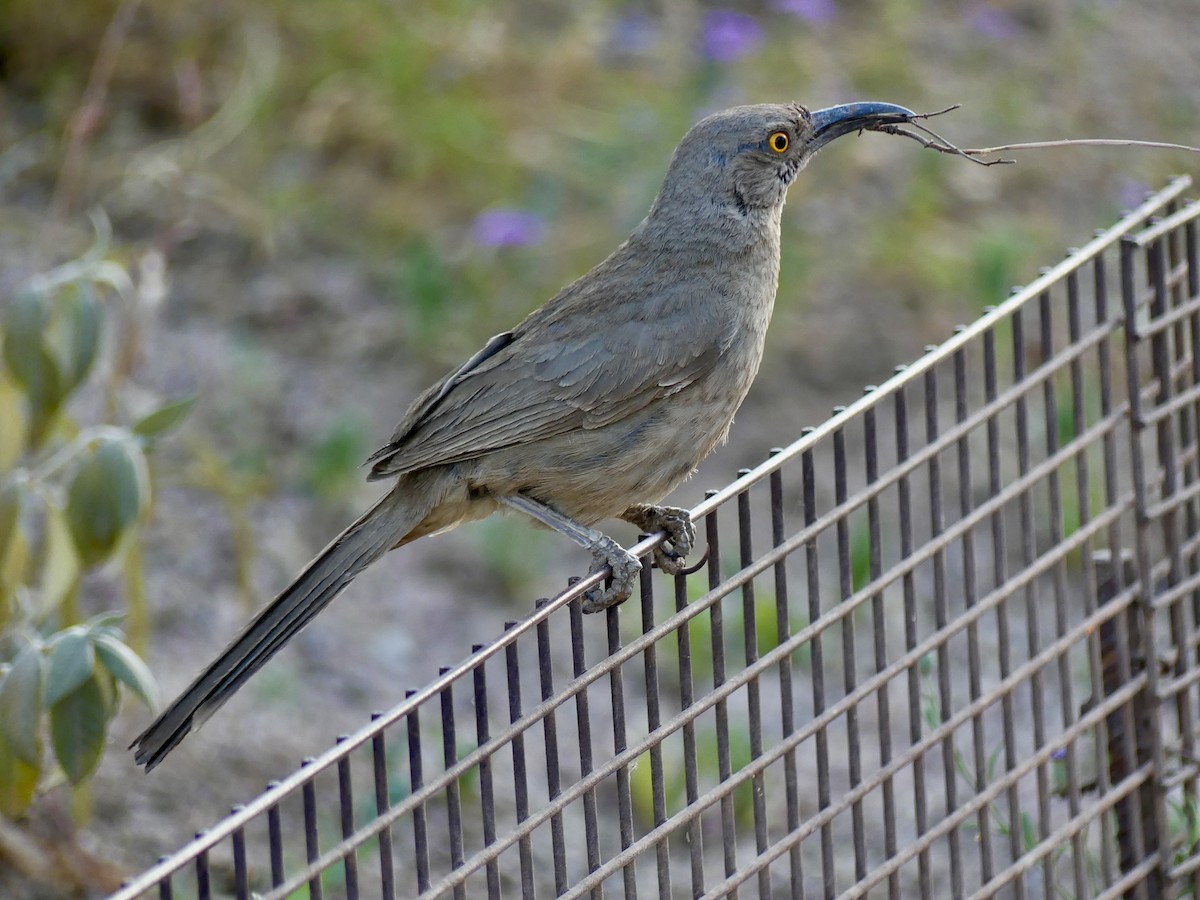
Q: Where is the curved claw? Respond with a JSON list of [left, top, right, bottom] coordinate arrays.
[[667, 544, 710, 576], [625, 505, 696, 575]]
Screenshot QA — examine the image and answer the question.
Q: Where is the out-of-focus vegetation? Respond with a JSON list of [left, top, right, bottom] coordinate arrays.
[[0, 0, 1196, 894], [4, 0, 1195, 369], [0, 219, 193, 892]]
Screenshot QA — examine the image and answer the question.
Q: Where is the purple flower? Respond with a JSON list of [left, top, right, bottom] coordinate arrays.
[[966, 3, 1021, 40], [607, 13, 659, 58], [701, 10, 764, 62], [471, 209, 546, 248], [772, 0, 836, 25]]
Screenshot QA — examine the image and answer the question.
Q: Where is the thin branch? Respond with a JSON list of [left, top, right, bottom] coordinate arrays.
[[870, 104, 1200, 166], [957, 138, 1200, 157], [873, 124, 1013, 167], [911, 104, 963, 121]]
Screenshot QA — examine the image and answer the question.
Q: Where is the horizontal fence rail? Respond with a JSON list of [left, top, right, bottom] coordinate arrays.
[[112, 176, 1200, 899]]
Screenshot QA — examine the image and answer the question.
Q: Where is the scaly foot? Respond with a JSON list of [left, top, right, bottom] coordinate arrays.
[[581, 534, 642, 613], [621, 504, 695, 576]]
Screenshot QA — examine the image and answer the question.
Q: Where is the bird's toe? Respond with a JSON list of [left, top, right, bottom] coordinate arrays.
[[581, 537, 641, 613]]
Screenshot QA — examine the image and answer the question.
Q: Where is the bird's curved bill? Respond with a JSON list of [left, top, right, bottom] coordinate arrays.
[[809, 102, 915, 151]]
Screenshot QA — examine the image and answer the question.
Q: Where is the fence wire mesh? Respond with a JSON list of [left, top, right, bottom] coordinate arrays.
[[113, 176, 1200, 899]]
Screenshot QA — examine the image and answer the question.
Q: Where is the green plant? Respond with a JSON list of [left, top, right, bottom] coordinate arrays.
[[0, 218, 190, 823], [1168, 793, 1200, 872], [0, 614, 156, 816], [305, 413, 370, 499]]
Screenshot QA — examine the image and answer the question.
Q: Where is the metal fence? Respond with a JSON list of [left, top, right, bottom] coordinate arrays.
[[113, 175, 1200, 899]]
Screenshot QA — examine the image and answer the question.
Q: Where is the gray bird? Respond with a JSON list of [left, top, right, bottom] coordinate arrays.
[[132, 100, 914, 770]]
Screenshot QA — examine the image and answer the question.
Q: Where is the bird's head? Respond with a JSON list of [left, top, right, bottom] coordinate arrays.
[[653, 101, 914, 217]]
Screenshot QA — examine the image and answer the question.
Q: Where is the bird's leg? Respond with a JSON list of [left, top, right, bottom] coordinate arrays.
[[500, 493, 641, 613], [620, 504, 695, 575]]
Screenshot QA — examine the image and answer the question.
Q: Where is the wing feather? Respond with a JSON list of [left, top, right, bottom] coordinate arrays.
[[368, 271, 727, 480]]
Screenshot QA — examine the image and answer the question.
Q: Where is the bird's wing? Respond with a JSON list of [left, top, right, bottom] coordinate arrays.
[[367, 288, 724, 479]]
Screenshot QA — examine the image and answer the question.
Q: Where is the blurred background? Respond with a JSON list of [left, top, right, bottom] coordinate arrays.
[[0, 0, 1196, 894]]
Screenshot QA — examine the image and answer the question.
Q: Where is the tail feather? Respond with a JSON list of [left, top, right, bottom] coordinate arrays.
[[196, 530, 388, 707], [132, 484, 432, 771]]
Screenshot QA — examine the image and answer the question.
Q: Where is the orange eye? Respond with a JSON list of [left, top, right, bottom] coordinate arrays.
[[768, 131, 789, 153]]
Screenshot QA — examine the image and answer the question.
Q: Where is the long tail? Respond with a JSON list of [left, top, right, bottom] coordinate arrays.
[[132, 480, 437, 770]]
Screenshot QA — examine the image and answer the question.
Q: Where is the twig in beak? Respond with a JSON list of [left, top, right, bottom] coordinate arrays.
[[869, 104, 1200, 165], [953, 137, 1200, 157], [871, 122, 1014, 166]]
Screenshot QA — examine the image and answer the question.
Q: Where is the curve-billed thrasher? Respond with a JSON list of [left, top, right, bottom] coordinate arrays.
[[133, 100, 914, 769]]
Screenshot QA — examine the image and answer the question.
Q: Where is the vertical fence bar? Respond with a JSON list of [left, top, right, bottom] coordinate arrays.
[[705, 499, 739, 894], [195, 843, 211, 900], [505, 626, 536, 898], [924, 360, 963, 896], [769, 449, 803, 897], [605, 604, 638, 899], [1147, 234, 1187, 864], [231, 813, 248, 900], [336, 739, 360, 900], [833, 420, 867, 885], [266, 785, 285, 890], [982, 320, 1024, 897], [438, 671, 467, 900], [803, 435, 835, 897], [569, 595, 603, 899], [406, 690, 431, 894], [674, 549, 706, 897], [1120, 235, 1169, 896], [863, 395, 899, 900], [1011, 305, 1054, 893], [1066, 265, 1117, 891], [370, 714, 397, 900], [737, 471, 771, 898], [637, 561, 672, 900], [893, 378, 931, 897], [536, 597, 570, 896], [301, 765, 323, 900], [1097, 552, 1148, 900], [953, 337, 992, 890], [1093, 241, 1143, 895], [472, 645, 501, 899]]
